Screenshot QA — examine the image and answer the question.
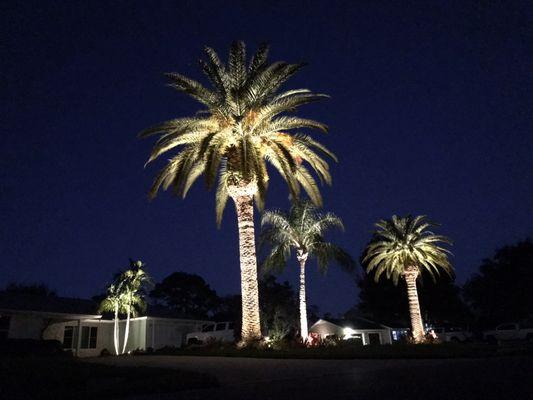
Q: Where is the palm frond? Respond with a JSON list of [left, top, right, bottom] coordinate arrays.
[[164, 72, 217, 108], [141, 43, 334, 224], [215, 167, 230, 227], [259, 200, 352, 274]]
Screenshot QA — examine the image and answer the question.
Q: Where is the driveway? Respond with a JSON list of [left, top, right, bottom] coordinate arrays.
[[87, 355, 533, 400]]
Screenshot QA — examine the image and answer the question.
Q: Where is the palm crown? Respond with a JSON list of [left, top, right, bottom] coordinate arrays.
[[140, 41, 336, 224], [97, 283, 127, 314], [363, 215, 453, 285], [120, 261, 151, 317], [98, 261, 150, 317], [260, 201, 355, 272]]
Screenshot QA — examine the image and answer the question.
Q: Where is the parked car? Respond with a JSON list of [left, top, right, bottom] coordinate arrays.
[[186, 321, 235, 345], [430, 326, 472, 342], [483, 322, 533, 343]]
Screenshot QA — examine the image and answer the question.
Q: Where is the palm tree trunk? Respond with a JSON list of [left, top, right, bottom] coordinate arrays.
[[403, 266, 425, 343], [297, 251, 309, 341], [122, 305, 131, 354], [228, 183, 261, 342], [113, 306, 119, 356]]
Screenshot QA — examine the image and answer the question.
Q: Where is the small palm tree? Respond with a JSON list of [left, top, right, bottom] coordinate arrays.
[[363, 215, 453, 342], [140, 42, 336, 342], [119, 260, 151, 354], [260, 201, 355, 340], [98, 282, 127, 355]]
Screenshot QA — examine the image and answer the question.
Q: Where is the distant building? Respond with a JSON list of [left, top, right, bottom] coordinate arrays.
[[309, 317, 393, 345], [0, 293, 209, 357]]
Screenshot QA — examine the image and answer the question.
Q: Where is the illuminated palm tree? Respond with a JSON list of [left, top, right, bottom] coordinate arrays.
[[140, 42, 336, 341], [120, 260, 150, 354], [98, 282, 127, 355], [363, 215, 453, 343], [260, 201, 354, 340]]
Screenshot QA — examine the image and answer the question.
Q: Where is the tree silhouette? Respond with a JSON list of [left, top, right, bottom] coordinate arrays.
[[150, 272, 219, 319], [464, 239, 533, 328], [355, 270, 469, 327], [2, 283, 56, 297]]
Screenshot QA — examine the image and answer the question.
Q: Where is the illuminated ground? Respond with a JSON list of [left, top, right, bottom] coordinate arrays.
[[87, 355, 533, 399]]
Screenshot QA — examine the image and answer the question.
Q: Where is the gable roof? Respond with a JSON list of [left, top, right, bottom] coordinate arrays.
[[0, 293, 99, 316], [315, 316, 389, 330]]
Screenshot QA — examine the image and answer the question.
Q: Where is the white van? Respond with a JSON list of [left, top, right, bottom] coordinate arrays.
[[483, 322, 533, 343], [186, 321, 235, 345], [431, 326, 472, 342]]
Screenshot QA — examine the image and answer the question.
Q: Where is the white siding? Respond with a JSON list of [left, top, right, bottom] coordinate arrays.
[[145, 319, 206, 350], [309, 320, 344, 338], [2, 310, 211, 356], [120, 318, 146, 353], [43, 320, 114, 357]]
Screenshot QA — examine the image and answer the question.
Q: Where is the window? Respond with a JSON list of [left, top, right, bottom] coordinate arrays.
[[368, 333, 381, 345], [63, 326, 75, 349], [215, 323, 226, 331], [228, 322, 235, 330], [80, 326, 98, 349], [202, 324, 214, 332], [0, 315, 10, 340]]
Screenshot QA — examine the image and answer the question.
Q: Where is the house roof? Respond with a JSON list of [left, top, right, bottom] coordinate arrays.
[[143, 304, 194, 319], [98, 303, 209, 321], [317, 317, 388, 330], [0, 293, 100, 316], [0, 293, 212, 323]]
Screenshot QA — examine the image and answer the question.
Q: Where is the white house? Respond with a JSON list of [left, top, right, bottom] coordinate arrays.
[[309, 317, 393, 345], [0, 293, 209, 357]]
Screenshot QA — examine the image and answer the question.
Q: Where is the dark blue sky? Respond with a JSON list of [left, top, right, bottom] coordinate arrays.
[[2, 1, 532, 315]]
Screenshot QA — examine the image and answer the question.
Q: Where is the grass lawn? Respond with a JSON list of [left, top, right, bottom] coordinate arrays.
[[0, 355, 219, 399], [151, 342, 533, 359]]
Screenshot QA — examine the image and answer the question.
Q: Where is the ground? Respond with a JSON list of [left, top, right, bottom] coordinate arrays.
[[87, 355, 533, 400], [0, 355, 218, 399]]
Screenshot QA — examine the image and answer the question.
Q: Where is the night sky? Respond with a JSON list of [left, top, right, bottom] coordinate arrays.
[[2, 1, 532, 315]]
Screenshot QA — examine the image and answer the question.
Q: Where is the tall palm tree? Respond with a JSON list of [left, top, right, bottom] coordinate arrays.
[[260, 201, 355, 340], [120, 260, 150, 354], [140, 42, 336, 341], [363, 215, 453, 343], [98, 282, 127, 355]]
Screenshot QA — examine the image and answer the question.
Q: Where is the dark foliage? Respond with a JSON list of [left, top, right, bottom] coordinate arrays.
[[213, 294, 242, 341], [1, 283, 57, 297], [211, 275, 299, 340], [354, 269, 470, 327], [142, 341, 532, 360], [259, 274, 299, 338], [463, 239, 533, 328], [150, 272, 219, 319], [0, 339, 67, 357], [213, 294, 241, 321]]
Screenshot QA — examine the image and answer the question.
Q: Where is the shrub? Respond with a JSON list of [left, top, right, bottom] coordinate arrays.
[[0, 339, 67, 357], [99, 348, 111, 357], [322, 335, 342, 347]]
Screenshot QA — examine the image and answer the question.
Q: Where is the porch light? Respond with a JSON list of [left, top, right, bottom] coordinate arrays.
[[343, 327, 356, 340]]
